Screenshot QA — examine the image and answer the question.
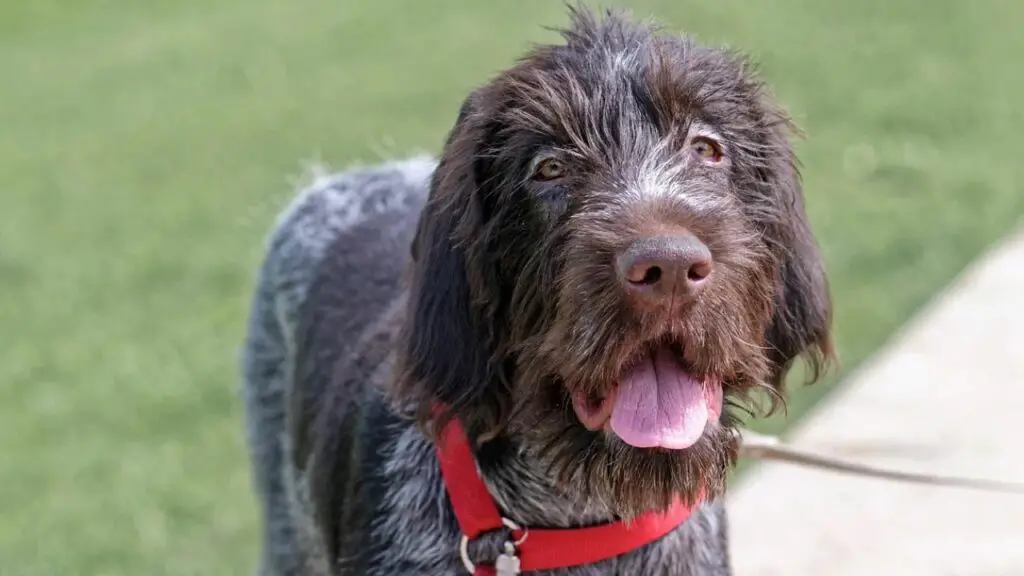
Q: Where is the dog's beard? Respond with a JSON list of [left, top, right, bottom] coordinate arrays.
[[508, 279, 773, 517], [510, 382, 739, 518], [509, 337, 755, 517]]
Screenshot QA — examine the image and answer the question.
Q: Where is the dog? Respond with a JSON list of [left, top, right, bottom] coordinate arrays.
[[241, 7, 834, 575]]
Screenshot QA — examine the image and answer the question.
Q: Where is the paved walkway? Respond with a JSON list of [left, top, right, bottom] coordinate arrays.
[[727, 225, 1024, 575]]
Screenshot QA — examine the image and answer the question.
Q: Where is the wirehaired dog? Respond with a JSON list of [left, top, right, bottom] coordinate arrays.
[[241, 7, 833, 575]]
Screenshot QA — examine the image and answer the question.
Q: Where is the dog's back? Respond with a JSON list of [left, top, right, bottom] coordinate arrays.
[[241, 157, 434, 575]]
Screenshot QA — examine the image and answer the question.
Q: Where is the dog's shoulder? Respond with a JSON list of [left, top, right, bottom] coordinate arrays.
[[263, 156, 434, 466], [259, 156, 435, 338]]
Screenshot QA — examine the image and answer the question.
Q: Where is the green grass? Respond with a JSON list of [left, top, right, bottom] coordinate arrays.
[[2, 0, 1022, 573]]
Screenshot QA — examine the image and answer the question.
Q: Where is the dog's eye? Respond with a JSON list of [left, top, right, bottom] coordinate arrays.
[[533, 158, 566, 181], [691, 137, 724, 163]]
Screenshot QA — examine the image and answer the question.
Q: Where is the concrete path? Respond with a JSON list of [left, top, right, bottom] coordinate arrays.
[[727, 225, 1024, 576]]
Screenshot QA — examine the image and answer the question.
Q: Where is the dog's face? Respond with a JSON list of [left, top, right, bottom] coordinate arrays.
[[397, 8, 834, 516]]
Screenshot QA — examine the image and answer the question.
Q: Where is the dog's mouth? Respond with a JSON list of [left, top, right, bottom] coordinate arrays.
[[570, 342, 723, 450]]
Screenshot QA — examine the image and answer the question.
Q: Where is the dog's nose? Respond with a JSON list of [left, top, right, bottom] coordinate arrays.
[[617, 234, 713, 306]]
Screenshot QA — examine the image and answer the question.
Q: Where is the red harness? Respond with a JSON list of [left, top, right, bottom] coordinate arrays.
[[435, 417, 702, 575]]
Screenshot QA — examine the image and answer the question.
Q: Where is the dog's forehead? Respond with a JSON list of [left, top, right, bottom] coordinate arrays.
[[494, 30, 755, 155]]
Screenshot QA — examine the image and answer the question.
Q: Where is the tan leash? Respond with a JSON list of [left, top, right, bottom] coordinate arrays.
[[737, 429, 1024, 494]]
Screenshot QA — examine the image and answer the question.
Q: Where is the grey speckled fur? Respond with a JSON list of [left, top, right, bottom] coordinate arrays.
[[241, 157, 731, 575]]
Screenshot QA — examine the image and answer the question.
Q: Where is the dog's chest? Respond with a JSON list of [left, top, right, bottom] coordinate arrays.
[[357, 426, 732, 576]]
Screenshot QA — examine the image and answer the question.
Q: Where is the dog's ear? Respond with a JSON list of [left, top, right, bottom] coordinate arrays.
[[756, 106, 836, 395], [393, 94, 512, 439]]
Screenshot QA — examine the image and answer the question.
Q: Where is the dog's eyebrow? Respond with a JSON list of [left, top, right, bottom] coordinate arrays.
[[527, 146, 587, 171], [687, 121, 727, 148], [528, 149, 561, 169], [737, 429, 1024, 494]]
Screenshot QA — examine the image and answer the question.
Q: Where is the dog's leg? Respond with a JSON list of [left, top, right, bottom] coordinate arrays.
[[241, 176, 357, 576], [241, 252, 308, 576]]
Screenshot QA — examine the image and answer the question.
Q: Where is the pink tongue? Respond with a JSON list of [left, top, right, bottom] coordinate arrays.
[[610, 346, 712, 450]]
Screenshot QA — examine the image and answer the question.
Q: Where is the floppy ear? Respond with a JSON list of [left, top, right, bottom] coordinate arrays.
[[392, 95, 512, 439], [756, 108, 836, 394]]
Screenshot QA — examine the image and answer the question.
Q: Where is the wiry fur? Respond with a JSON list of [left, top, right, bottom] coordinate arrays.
[[241, 7, 833, 575]]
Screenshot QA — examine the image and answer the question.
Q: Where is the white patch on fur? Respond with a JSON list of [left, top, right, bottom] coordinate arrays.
[[628, 139, 724, 217]]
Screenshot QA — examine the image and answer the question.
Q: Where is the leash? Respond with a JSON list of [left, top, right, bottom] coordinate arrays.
[[737, 428, 1024, 494]]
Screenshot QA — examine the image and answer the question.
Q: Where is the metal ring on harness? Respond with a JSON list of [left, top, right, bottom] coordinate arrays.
[[458, 517, 529, 574]]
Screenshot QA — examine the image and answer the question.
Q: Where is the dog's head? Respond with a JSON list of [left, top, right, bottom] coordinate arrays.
[[396, 7, 834, 516]]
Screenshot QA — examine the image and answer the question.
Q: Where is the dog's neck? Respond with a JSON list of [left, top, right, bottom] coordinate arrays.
[[470, 434, 628, 529]]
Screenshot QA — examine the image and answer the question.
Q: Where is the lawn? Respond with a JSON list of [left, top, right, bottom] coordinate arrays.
[[2, 0, 1022, 573]]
